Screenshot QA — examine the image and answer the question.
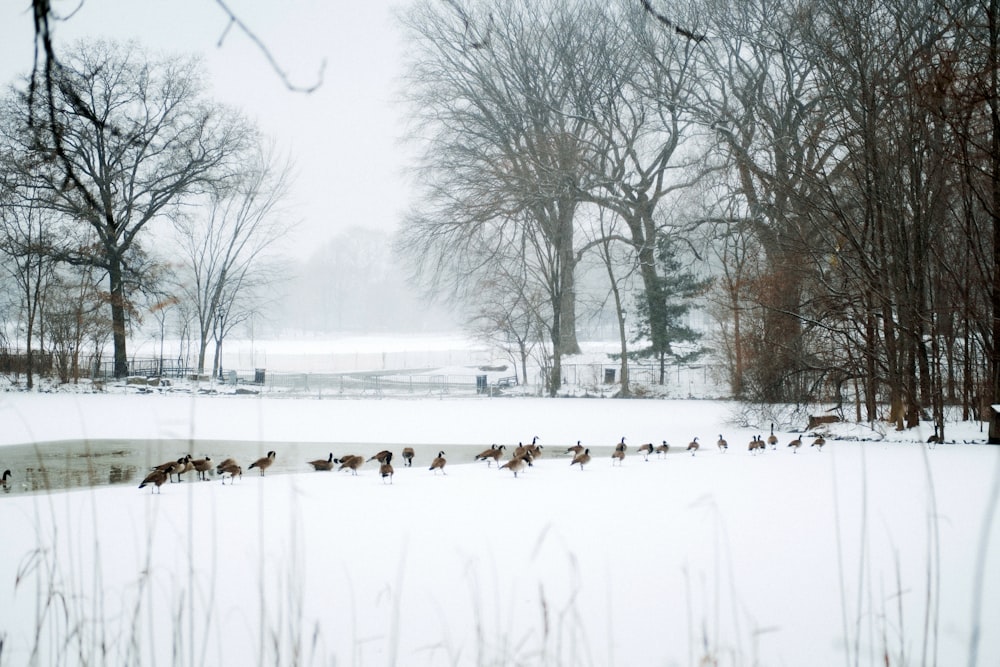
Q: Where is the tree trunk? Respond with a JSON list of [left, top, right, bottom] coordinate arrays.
[[108, 256, 129, 378], [990, 0, 1000, 443], [557, 207, 581, 356]]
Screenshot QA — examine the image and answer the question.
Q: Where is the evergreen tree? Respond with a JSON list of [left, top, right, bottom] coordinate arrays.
[[630, 235, 711, 384]]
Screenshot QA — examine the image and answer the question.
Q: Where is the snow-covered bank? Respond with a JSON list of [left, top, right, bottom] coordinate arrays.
[[0, 392, 998, 666]]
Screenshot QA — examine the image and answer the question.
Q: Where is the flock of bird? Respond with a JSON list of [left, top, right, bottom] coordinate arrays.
[[129, 424, 827, 493]]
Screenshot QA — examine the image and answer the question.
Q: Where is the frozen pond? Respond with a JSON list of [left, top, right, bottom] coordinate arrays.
[[0, 438, 627, 495]]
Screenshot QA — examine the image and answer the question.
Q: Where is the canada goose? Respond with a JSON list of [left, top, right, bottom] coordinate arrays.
[[637, 443, 654, 461], [249, 450, 276, 476], [655, 441, 670, 457], [525, 441, 543, 459], [165, 456, 190, 483], [748, 435, 764, 454], [788, 437, 802, 453], [139, 468, 168, 493], [401, 447, 415, 467], [811, 436, 826, 451], [191, 456, 213, 481], [475, 444, 505, 468], [612, 447, 625, 466], [308, 453, 334, 471], [177, 455, 195, 479], [1, 469, 10, 484], [615, 436, 627, 452], [767, 424, 778, 450], [336, 455, 364, 475], [566, 441, 584, 455], [687, 437, 700, 456], [500, 452, 533, 478], [380, 452, 394, 484], [217, 461, 242, 484], [512, 442, 527, 458], [368, 450, 392, 464], [717, 434, 728, 452], [429, 451, 447, 475], [155, 455, 190, 483], [570, 448, 591, 470]]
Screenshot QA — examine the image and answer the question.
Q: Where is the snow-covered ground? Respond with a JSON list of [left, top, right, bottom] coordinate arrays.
[[0, 388, 997, 667]]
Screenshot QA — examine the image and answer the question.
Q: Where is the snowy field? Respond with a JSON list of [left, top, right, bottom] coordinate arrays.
[[0, 388, 997, 667]]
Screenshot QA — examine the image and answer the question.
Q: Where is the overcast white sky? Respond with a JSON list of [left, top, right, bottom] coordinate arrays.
[[0, 0, 413, 255]]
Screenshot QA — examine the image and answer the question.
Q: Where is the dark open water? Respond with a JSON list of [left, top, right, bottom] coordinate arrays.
[[0, 440, 599, 495]]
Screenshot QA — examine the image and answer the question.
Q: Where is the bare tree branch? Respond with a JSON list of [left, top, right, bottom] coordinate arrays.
[[213, 0, 326, 93], [639, 0, 708, 43]]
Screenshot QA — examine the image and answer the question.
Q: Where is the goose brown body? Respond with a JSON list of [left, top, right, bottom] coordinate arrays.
[[336, 455, 363, 475], [217, 461, 242, 484], [368, 450, 392, 464], [500, 452, 532, 478], [401, 447, 415, 467], [429, 451, 447, 475], [249, 450, 276, 476], [308, 453, 334, 471], [379, 452, 394, 484], [139, 468, 168, 493], [155, 455, 191, 483], [191, 456, 213, 481], [475, 444, 504, 467], [767, 424, 778, 450], [612, 447, 625, 466], [570, 448, 591, 470]]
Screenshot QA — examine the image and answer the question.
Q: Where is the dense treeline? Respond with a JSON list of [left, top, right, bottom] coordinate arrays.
[[396, 0, 1000, 440]]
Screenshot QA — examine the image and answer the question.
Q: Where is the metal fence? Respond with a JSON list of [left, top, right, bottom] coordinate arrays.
[[19, 351, 721, 399]]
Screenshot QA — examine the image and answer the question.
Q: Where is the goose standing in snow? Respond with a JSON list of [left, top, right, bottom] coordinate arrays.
[[570, 448, 591, 470], [475, 444, 504, 468], [191, 456, 213, 481], [429, 451, 447, 475], [500, 452, 532, 478], [767, 424, 778, 450], [336, 455, 364, 475], [217, 460, 242, 485], [307, 453, 334, 471], [249, 450, 277, 476], [138, 468, 168, 493], [380, 452, 394, 484]]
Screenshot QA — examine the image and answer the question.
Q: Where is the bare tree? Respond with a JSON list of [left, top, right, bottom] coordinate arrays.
[[399, 0, 611, 394], [6, 39, 254, 377], [0, 172, 55, 388], [693, 0, 839, 402], [172, 142, 292, 376]]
